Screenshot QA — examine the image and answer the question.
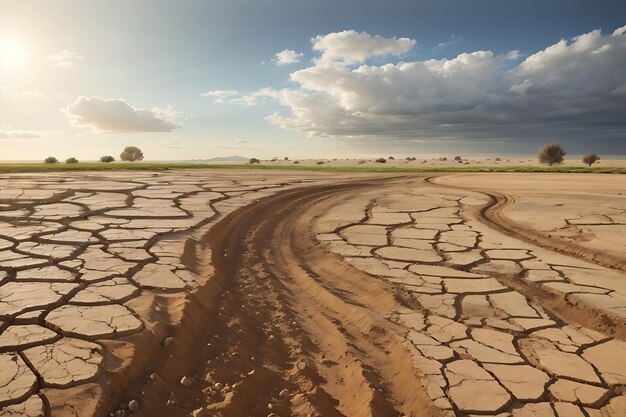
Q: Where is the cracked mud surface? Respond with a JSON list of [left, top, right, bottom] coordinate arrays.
[[0, 170, 353, 416], [315, 177, 626, 416], [0, 171, 624, 417]]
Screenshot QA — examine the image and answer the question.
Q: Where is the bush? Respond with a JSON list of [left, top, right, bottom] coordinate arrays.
[[538, 143, 566, 166], [358, 160, 366, 165], [100, 155, 115, 163], [44, 156, 58, 163], [376, 158, 386, 163], [293, 160, 300, 164], [316, 161, 325, 165], [284, 157, 289, 161], [65, 157, 79, 164], [454, 155, 462, 161], [582, 154, 600, 167], [248, 158, 260, 164], [120, 146, 144, 162], [388, 156, 395, 160]]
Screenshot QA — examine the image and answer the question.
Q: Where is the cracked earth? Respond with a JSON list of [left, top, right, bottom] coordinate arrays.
[[0, 171, 624, 417]]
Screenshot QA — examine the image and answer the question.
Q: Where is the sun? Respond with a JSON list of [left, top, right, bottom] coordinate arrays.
[[1, 37, 26, 71]]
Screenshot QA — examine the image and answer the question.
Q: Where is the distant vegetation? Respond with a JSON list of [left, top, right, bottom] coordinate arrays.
[[65, 157, 79, 164], [100, 155, 115, 163], [120, 146, 144, 162], [582, 154, 600, 167], [376, 158, 386, 163], [538, 143, 566, 166], [44, 156, 58, 163], [0, 162, 623, 174], [248, 158, 260, 164]]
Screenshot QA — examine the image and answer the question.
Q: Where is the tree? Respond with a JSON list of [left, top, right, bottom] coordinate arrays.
[[538, 143, 566, 166], [44, 156, 58, 163], [454, 155, 462, 161], [582, 154, 600, 167], [100, 155, 115, 163], [248, 158, 260, 164], [376, 157, 387, 163], [65, 157, 79, 164], [120, 146, 144, 162]]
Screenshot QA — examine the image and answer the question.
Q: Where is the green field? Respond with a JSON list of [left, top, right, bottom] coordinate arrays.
[[0, 162, 623, 174]]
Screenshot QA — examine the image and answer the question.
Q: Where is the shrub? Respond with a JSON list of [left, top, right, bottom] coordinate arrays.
[[248, 158, 260, 164], [100, 155, 115, 163], [376, 158, 386, 163], [293, 160, 300, 164], [388, 156, 395, 160], [538, 143, 566, 166], [454, 155, 462, 161], [65, 157, 79, 164], [358, 160, 366, 165], [120, 146, 144, 162], [284, 157, 289, 161], [406, 156, 417, 161], [44, 156, 58, 163], [582, 154, 600, 167], [316, 161, 325, 165]]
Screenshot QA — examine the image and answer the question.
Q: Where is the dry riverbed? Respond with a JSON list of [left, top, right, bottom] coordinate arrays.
[[0, 170, 624, 417]]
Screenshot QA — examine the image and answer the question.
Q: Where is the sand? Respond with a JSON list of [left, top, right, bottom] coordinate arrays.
[[0, 170, 624, 417]]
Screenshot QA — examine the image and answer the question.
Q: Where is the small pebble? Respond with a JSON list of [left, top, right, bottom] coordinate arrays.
[[192, 408, 210, 417], [162, 337, 173, 347], [180, 376, 192, 386], [214, 382, 224, 390], [279, 389, 289, 397], [149, 373, 157, 380], [128, 400, 139, 412]]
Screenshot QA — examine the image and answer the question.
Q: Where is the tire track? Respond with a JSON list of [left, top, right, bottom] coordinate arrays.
[[134, 177, 443, 417], [425, 175, 626, 272]]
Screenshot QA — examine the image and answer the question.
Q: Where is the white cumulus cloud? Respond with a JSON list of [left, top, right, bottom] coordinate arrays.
[[312, 30, 416, 64], [274, 49, 303, 65], [243, 26, 626, 144], [63, 97, 180, 132]]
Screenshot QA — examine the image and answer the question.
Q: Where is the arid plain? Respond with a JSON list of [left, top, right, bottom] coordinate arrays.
[[0, 169, 624, 417]]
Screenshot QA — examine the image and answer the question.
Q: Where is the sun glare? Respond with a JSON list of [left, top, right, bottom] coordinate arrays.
[[1, 37, 26, 71]]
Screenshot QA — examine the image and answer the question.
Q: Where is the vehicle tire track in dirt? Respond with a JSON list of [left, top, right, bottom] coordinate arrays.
[[134, 177, 444, 417], [426, 175, 626, 272], [425, 175, 626, 339]]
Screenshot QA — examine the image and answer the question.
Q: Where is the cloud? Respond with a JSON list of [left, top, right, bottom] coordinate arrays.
[[49, 50, 83, 67], [63, 97, 180, 132], [201, 90, 240, 103], [312, 30, 416, 64], [235, 138, 248, 143], [0, 126, 43, 139], [235, 26, 626, 144], [274, 49, 303, 65], [435, 34, 458, 50]]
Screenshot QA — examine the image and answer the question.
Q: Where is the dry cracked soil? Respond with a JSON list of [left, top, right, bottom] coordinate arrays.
[[0, 170, 624, 417]]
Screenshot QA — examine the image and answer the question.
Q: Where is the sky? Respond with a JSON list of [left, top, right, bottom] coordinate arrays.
[[1, 0, 626, 160]]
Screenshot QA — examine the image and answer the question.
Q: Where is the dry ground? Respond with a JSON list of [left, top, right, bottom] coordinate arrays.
[[0, 170, 624, 417]]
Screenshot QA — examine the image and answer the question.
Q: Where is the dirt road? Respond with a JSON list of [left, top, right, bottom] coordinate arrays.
[[133, 175, 626, 417]]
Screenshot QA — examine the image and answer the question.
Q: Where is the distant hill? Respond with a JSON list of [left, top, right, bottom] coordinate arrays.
[[187, 155, 249, 163]]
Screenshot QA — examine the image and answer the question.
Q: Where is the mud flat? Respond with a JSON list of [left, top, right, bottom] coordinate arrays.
[[0, 170, 625, 417]]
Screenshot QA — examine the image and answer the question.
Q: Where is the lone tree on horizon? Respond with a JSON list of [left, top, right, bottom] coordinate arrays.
[[100, 155, 115, 163], [538, 143, 566, 166], [120, 146, 144, 162], [582, 154, 600, 167], [44, 156, 58, 163]]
